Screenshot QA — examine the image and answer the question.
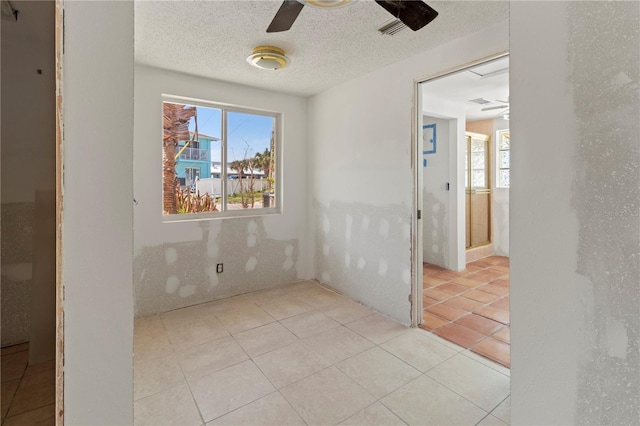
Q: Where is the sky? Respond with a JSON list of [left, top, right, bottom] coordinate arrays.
[[186, 104, 274, 163]]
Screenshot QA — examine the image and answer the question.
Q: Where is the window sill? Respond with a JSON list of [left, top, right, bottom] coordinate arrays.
[[162, 207, 281, 223]]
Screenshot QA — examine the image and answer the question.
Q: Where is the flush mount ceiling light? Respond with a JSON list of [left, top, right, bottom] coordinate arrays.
[[246, 46, 290, 71]]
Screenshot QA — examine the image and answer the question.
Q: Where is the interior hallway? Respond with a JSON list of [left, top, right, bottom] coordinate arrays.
[[421, 256, 510, 368], [134, 281, 510, 425]]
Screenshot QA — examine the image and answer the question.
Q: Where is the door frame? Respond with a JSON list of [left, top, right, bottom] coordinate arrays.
[[411, 52, 509, 327], [55, 0, 64, 423]]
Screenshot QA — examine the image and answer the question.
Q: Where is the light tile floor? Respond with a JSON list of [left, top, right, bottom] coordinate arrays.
[[0, 343, 56, 425], [135, 280, 511, 425]]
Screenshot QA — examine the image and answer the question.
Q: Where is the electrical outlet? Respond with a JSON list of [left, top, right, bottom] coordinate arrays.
[[216, 263, 223, 273]]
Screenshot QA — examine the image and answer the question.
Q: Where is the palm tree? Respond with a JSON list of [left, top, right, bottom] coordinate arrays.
[[254, 148, 273, 191], [253, 149, 267, 182], [163, 103, 196, 214], [229, 159, 248, 208]]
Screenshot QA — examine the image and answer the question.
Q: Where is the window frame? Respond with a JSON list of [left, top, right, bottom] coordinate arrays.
[[496, 129, 510, 189], [162, 95, 283, 222]]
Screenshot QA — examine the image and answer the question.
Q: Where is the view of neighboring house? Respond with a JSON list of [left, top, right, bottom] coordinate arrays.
[[210, 162, 265, 179], [175, 132, 219, 189]]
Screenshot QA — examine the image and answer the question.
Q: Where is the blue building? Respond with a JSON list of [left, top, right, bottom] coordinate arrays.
[[175, 132, 219, 190]]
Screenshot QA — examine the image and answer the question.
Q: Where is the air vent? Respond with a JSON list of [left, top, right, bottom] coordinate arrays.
[[468, 98, 492, 105], [378, 19, 407, 35]]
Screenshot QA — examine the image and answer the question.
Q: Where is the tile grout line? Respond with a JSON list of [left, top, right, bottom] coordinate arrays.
[[2, 348, 29, 422], [135, 279, 510, 425], [172, 289, 351, 425]]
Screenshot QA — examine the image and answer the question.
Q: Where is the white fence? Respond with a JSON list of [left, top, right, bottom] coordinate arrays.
[[196, 177, 270, 196]]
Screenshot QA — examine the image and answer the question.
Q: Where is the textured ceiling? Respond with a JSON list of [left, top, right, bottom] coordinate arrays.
[[134, 0, 509, 97], [422, 55, 509, 121]]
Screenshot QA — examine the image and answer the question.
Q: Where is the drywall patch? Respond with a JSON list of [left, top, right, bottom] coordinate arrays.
[[245, 256, 258, 272], [314, 200, 412, 324], [206, 265, 219, 289], [282, 244, 295, 270], [322, 214, 330, 234], [361, 215, 370, 231], [569, 2, 640, 424], [206, 221, 221, 258], [134, 216, 299, 316], [179, 284, 196, 298], [379, 219, 390, 239], [247, 220, 258, 248], [164, 247, 178, 265], [165, 276, 179, 294], [605, 318, 628, 360], [378, 259, 388, 276]]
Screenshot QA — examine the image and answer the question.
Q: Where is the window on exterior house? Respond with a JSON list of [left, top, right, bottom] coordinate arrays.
[[162, 98, 279, 218], [497, 129, 510, 188]]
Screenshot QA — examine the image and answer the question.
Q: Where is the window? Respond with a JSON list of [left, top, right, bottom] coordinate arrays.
[[496, 129, 510, 188], [162, 97, 279, 217]]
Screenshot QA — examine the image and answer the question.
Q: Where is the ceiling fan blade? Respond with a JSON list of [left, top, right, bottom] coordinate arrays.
[[375, 0, 438, 31], [481, 105, 509, 111], [267, 0, 305, 33]]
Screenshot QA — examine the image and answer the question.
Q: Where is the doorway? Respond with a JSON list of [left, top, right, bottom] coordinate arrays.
[[465, 131, 492, 249], [1, 0, 58, 422], [414, 54, 511, 367]]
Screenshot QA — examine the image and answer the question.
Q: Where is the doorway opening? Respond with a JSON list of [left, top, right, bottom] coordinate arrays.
[[414, 54, 511, 368], [1, 0, 58, 423]]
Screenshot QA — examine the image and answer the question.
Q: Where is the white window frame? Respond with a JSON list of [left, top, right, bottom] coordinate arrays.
[[496, 129, 510, 189], [162, 95, 283, 222]]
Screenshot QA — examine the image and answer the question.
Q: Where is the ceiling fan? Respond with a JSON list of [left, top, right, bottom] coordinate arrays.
[[266, 0, 439, 33], [481, 101, 510, 119], [481, 104, 509, 112]]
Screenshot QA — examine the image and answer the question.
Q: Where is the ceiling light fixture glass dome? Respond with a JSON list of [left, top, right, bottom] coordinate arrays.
[[302, 0, 354, 8], [246, 46, 290, 71]]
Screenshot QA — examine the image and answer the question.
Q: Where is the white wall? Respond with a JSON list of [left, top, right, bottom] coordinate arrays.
[[422, 116, 450, 268], [421, 95, 467, 271], [62, 1, 134, 423], [510, 1, 639, 424], [133, 65, 309, 317], [308, 22, 508, 324]]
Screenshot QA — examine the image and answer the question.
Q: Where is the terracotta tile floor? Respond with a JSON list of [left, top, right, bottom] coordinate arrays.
[[0, 343, 56, 425], [421, 256, 511, 368]]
